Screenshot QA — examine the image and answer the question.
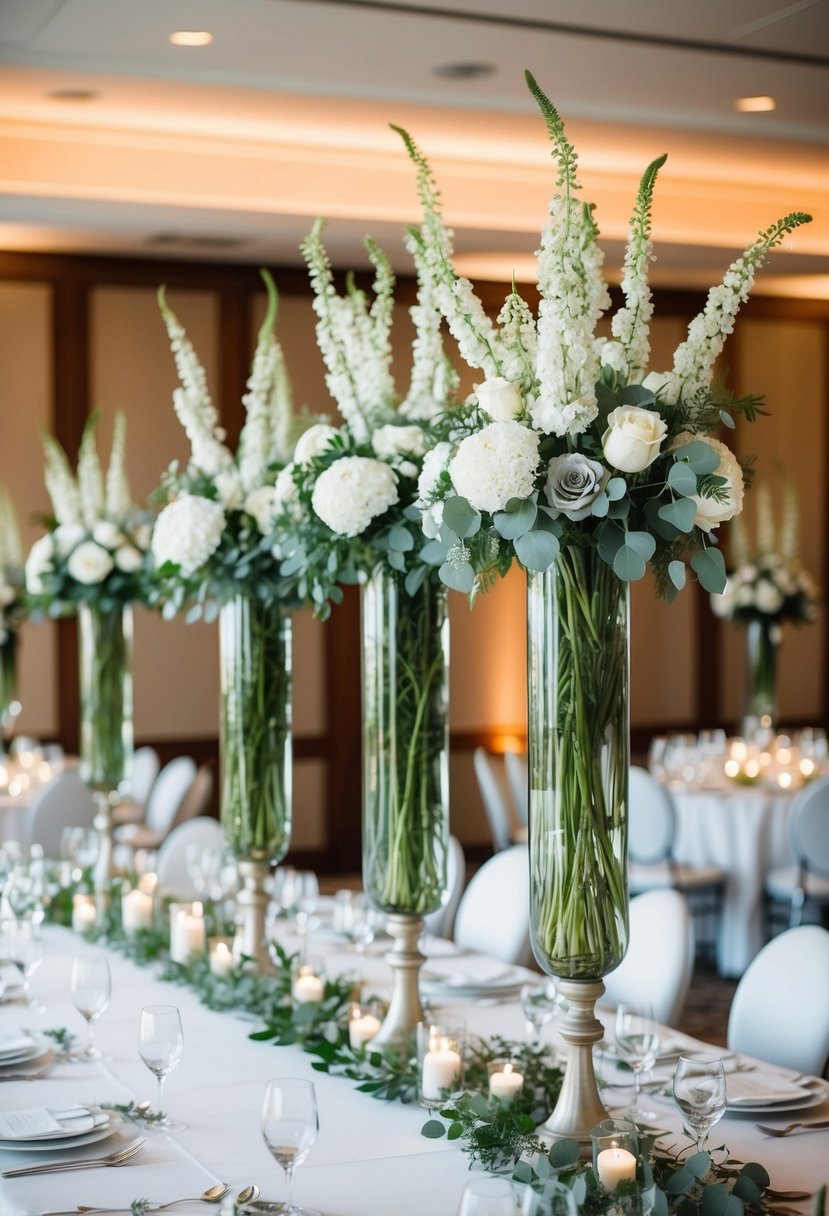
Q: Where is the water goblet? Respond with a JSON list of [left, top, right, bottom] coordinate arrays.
[[70, 952, 111, 1058], [520, 978, 558, 1047], [138, 1004, 186, 1133], [261, 1076, 319, 1215], [672, 1052, 727, 1152], [457, 1175, 516, 1215], [614, 1001, 660, 1122]]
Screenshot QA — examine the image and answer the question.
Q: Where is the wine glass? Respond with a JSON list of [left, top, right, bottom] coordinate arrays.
[[70, 952, 111, 1058], [138, 1004, 186, 1133], [457, 1175, 516, 1215], [293, 872, 320, 941], [261, 1077, 319, 1215], [614, 1001, 660, 1122], [673, 1052, 727, 1151], [520, 978, 559, 1047]]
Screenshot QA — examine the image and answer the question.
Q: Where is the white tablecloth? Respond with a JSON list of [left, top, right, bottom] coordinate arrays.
[[671, 787, 793, 978], [0, 924, 826, 1215]]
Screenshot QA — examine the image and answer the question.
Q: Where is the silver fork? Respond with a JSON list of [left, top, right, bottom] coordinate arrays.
[[1, 1137, 144, 1178], [755, 1119, 829, 1137]]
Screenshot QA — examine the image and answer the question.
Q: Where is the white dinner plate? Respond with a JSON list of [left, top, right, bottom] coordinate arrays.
[[0, 1033, 50, 1067], [725, 1076, 829, 1117], [0, 1113, 119, 1152], [421, 968, 524, 998]]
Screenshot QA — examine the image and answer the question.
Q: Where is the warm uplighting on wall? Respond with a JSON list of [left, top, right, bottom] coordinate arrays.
[[169, 30, 214, 47], [734, 95, 776, 112]]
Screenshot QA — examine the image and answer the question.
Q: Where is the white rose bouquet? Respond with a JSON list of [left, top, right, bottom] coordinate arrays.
[[397, 72, 811, 601], [25, 412, 151, 616]]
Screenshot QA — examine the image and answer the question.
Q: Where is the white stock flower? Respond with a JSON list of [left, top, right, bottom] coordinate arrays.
[[67, 541, 114, 585], [92, 520, 124, 550], [449, 422, 540, 515], [371, 425, 427, 462], [545, 453, 609, 521], [417, 443, 453, 506], [293, 424, 339, 465], [672, 433, 744, 531], [25, 534, 55, 594], [52, 523, 86, 557], [151, 495, 226, 577], [602, 406, 667, 473], [245, 485, 280, 534], [641, 370, 680, 401], [214, 471, 243, 511], [474, 378, 523, 422], [311, 457, 399, 538], [596, 339, 628, 375], [114, 545, 143, 573]]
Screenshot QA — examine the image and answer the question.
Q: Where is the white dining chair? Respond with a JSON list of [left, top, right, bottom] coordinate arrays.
[[115, 756, 201, 851], [453, 844, 531, 965], [25, 770, 97, 857], [764, 775, 829, 931], [128, 746, 160, 812], [156, 816, 225, 900], [473, 748, 515, 853], [602, 889, 695, 1026], [504, 750, 528, 828], [423, 835, 466, 939], [727, 924, 829, 1076]]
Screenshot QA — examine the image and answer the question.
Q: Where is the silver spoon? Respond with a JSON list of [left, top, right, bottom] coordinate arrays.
[[76, 1183, 230, 1212], [235, 1185, 261, 1208]]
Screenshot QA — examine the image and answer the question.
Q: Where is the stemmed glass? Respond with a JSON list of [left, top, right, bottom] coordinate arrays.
[[70, 953, 111, 1058], [261, 1077, 319, 1215], [614, 1001, 660, 1122], [673, 1052, 727, 1151], [138, 1004, 186, 1133], [520, 979, 559, 1047], [457, 1176, 516, 1215]]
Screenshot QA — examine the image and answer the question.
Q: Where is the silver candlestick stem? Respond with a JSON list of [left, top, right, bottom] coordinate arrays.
[[372, 913, 426, 1048], [542, 977, 610, 1153], [235, 859, 276, 975], [92, 789, 118, 910]]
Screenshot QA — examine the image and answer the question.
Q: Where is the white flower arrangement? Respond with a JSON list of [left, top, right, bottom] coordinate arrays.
[[25, 412, 151, 615], [395, 74, 811, 597], [0, 485, 25, 646]]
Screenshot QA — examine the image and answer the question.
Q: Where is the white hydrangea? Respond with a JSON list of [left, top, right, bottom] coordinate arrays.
[[25, 534, 55, 594], [67, 541, 114, 586], [152, 495, 226, 577], [311, 457, 399, 538], [371, 425, 427, 462], [448, 422, 541, 514], [672, 432, 744, 531], [293, 423, 339, 465]]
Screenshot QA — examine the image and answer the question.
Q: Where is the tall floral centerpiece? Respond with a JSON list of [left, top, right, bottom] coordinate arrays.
[[711, 470, 819, 732], [398, 71, 810, 1142], [272, 221, 456, 1044], [0, 486, 26, 749], [25, 414, 151, 893], [151, 272, 305, 973]]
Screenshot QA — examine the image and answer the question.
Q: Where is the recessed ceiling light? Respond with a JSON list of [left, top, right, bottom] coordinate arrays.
[[432, 61, 496, 81], [169, 30, 213, 47], [48, 88, 99, 102], [734, 95, 776, 112]]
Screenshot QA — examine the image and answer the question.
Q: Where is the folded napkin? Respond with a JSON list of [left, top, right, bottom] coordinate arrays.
[[726, 1069, 810, 1106], [420, 935, 463, 959], [423, 959, 516, 988], [0, 1105, 102, 1140], [0, 1029, 35, 1058]]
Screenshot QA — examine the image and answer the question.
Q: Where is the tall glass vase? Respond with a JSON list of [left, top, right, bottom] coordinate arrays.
[[0, 631, 19, 750], [743, 617, 779, 732], [78, 603, 134, 896], [527, 547, 629, 1147], [362, 565, 449, 1045], [219, 595, 292, 973]]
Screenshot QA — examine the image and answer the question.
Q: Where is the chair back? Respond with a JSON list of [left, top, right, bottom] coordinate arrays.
[[169, 765, 214, 833], [602, 889, 694, 1026], [628, 766, 676, 865], [473, 748, 513, 853], [26, 771, 97, 857], [727, 924, 829, 1075], [790, 776, 829, 879], [423, 835, 466, 939], [156, 816, 225, 900], [145, 756, 197, 835], [504, 750, 528, 827], [127, 746, 160, 811], [454, 844, 531, 965]]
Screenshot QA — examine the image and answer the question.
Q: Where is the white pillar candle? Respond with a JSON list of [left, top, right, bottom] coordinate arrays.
[[209, 940, 234, 977], [292, 970, 324, 1003], [596, 1146, 637, 1191], [72, 894, 96, 934], [121, 888, 153, 936], [421, 1040, 461, 1100], [489, 1062, 524, 1100], [170, 902, 206, 964], [138, 872, 158, 896], [349, 1010, 381, 1050]]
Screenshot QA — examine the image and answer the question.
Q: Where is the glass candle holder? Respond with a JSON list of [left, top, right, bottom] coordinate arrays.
[[591, 1119, 638, 1192], [169, 901, 207, 965], [417, 1019, 465, 1107], [121, 885, 154, 936], [71, 892, 97, 935], [291, 958, 324, 1004], [208, 936, 235, 977], [347, 1002, 382, 1050], [488, 1057, 525, 1102]]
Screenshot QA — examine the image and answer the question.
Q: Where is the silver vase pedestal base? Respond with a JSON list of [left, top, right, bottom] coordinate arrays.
[[92, 789, 119, 910], [235, 859, 276, 975], [372, 912, 426, 1049], [542, 977, 610, 1154]]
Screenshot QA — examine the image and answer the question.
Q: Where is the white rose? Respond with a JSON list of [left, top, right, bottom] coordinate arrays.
[[25, 534, 55, 594], [311, 456, 399, 538], [293, 424, 339, 465], [641, 370, 679, 399], [67, 541, 114, 585], [755, 578, 784, 614], [449, 421, 540, 514], [371, 425, 427, 463], [672, 433, 744, 532], [474, 377, 524, 422], [52, 523, 85, 557], [602, 406, 667, 474], [132, 522, 152, 551], [0, 583, 14, 608], [245, 485, 279, 534], [215, 470, 243, 510], [151, 495, 226, 577], [92, 520, 124, 550], [545, 453, 609, 521], [114, 545, 143, 573]]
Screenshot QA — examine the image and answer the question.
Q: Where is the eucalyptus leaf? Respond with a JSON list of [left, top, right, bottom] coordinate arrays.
[[619, 384, 656, 406], [691, 546, 727, 593], [687, 1151, 711, 1179], [514, 529, 560, 572], [493, 498, 537, 540], [668, 461, 698, 496], [590, 492, 609, 518], [613, 545, 647, 581], [420, 539, 449, 566], [666, 1166, 696, 1195], [668, 560, 686, 590], [387, 525, 414, 552], [719, 410, 736, 429], [658, 498, 697, 533], [739, 1163, 770, 1188], [675, 440, 720, 476], [442, 496, 482, 539], [439, 559, 475, 594], [607, 497, 631, 521], [596, 521, 626, 564], [732, 1176, 760, 1204], [548, 1137, 581, 1168], [606, 477, 626, 501], [625, 530, 657, 560], [405, 564, 429, 596]]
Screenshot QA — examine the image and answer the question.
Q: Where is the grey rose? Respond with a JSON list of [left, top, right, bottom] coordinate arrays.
[[545, 453, 609, 521]]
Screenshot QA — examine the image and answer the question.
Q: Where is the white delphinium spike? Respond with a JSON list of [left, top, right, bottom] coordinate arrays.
[[756, 482, 775, 555], [238, 269, 281, 492], [105, 412, 133, 519], [76, 413, 105, 529], [269, 343, 295, 465], [0, 485, 22, 569], [357, 238, 397, 425], [779, 473, 799, 562], [667, 212, 812, 404], [158, 287, 233, 477], [400, 232, 458, 420], [496, 286, 538, 398], [42, 431, 82, 527], [607, 154, 666, 382]]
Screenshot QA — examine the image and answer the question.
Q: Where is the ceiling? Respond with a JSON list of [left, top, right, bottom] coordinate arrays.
[[1, 0, 828, 295]]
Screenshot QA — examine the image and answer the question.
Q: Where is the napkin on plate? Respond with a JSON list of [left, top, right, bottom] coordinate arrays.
[[0, 1105, 104, 1140], [726, 1069, 811, 1106], [0, 1029, 36, 1058], [422, 958, 517, 988]]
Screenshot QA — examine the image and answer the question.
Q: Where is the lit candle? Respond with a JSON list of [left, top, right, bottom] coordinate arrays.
[[209, 939, 234, 977], [596, 1145, 637, 1191], [72, 894, 96, 934], [121, 888, 153, 936], [489, 1061, 524, 1100], [421, 1036, 461, 1101], [169, 901, 206, 964], [138, 873, 158, 896], [349, 1007, 381, 1050]]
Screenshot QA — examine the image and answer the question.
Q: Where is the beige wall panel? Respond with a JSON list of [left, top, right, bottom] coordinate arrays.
[[292, 607, 326, 735], [0, 281, 57, 737], [90, 288, 221, 739], [450, 751, 494, 849], [290, 758, 326, 851], [449, 566, 526, 735]]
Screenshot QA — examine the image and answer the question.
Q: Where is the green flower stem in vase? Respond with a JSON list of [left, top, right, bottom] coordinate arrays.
[[0, 631, 19, 746], [527, 547, 629, 1147], [219, 595, 292, 972], [744, 617, 779, 732], [362, 565, 449, 1044]]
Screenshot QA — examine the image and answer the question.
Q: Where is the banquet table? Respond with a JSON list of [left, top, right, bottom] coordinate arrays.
[[0, 922, 826, 1216]]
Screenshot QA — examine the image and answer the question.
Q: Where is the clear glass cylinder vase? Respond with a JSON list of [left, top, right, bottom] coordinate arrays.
[[219, 595, 292, 863], [78, 603, 134, 793], [527, 548, 629, 980], [744, 617, 779, 730], [0, 632, 18, 744], [361, 566, 449, 916]]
